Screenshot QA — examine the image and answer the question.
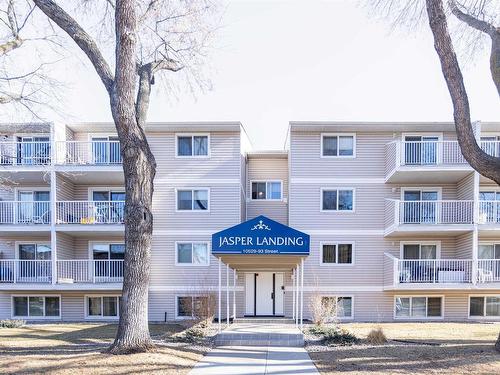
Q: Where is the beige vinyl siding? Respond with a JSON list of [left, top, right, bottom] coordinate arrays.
[[56, 233, 75, 260], [455, 232, 473, 259], [65, 126, 74, 141], [290, 132, 392, 179], [246, 157, 288, 224], [457, 173, 475, 200], [72, 184, 125, 201], [56, 175, 74, 201], [240, 154, 246, 222], [385, 141, 397, 176], [0, 236, 51, 259]]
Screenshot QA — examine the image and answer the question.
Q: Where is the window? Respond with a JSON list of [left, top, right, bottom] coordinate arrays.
[[403, 135, 439, 165], [86, 296, 120, 319], [91, 136, 121, 164], [395, 296, 442, 318], [320, 296, 353, 318], [321, 243, 353, 264], [479, 191, 500, 223], [91, 243, 124, 280], [176, 242, 209, 266], [321, 134, 355, 157], [470, 296, 500, 317], [321, 189, 354, 211], [12, 296, 60, 318], [177, 135, 209, 157], [176, 296, 209, 318], [177, 189, 209, 211], [251, 181, 282, 200], [401, 243, 438, 260], [17, 190, 50, 224]]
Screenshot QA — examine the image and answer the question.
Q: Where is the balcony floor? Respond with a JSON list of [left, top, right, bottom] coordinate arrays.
[[386, 167, 473, 184], [0, 282, 123, 291], [384, 282, 500, 291], [384, 224, 474, 237]]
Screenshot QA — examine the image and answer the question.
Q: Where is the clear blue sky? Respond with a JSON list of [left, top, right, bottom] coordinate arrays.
[[50, 0, 500, 150]]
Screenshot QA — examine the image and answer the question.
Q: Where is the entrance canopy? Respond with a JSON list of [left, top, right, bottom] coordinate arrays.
[[212, 215, 310, 270]]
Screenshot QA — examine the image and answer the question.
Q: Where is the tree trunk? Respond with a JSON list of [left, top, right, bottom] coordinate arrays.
[[425, 0, 500, 185]]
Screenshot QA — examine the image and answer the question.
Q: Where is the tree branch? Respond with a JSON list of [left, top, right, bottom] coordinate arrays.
[[426, 0, 500, 185], [32, 0, 114, 94]]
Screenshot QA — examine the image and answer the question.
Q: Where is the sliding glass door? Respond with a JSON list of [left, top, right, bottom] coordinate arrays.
[[404, 136, 439, 165]]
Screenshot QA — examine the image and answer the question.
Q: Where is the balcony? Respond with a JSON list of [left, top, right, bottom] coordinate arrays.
[[54, 140, 122, 165], [0, 259, 123, 287], [0, 141, 51, 166], [385, 199, 474, 236], [56, 201, 124, 234], [384, 254, 500, 290], [0, 201, 51, 232], [385, 140, 472, 183]]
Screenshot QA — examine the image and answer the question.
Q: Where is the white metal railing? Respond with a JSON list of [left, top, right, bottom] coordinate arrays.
[[0, 201, 51, 224], [480, 141, 500, 158], [0, 141, 51, 165], [477, 259, 500, 283], [400, 141, 467, 166], [55, 141, 122, 165], [56, 260, 123, 283], [478, 201, 500, 224], [56, 201, 125, 224], [397, 259, 473, 284], [0, 260, 52, 283], [398, 200, 474, 225]]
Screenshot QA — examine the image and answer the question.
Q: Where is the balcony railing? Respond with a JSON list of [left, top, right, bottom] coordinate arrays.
[[56, 201, 125, 224], [0, 201, 51, 224], [0, 141, 51, 166], [397, 200, 474, 225], [478, 201, 500, 224], [0, 260, 52, 283], [55, 141, 122, 165], [0, 259, 123, 284], [477, 259, 500, 283], [480, 141, 500, 157], [57, 260, 123, 283], [400, 141, 467, 166]]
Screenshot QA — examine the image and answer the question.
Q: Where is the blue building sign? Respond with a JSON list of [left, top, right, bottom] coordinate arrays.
[[212, 215, 310, 256]]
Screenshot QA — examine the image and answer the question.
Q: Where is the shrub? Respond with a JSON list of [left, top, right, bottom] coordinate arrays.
[[183, 326, 206, 342], [366, 327, 387, 345], [323, 328, 359, 346], [309, 293, 338, 326], [0, 319, 25, 328]]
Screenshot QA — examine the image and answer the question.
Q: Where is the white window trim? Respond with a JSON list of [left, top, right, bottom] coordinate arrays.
[[399, 241, 442, 259], [468, 295, 500, 320], [84, 295, 120, 320], [400, 187, 443, 201], [15, 241, 51, 260], [175, 133, 211, 158], [249, 180, 283, 201], [11, 294, 61, 320], [175, 294, 210, 319], [87, 187, 126, 201], [320, 187, 355, 213], [14, 187, 51, 201], [320, 133, 356, 159], [175, 241, 211, 267], [401, 133, 444, 142], [175, 188, 211, 212], [88, 241, 125, 259], [87, 133, 119, 141], [477, 242, 500, 260], [319, 241, 355, 266], [393, 295, 445, 320], [320, 295, 354, 320]]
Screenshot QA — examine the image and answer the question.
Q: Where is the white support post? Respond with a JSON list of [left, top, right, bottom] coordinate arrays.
[[50, 170, 57, 285], [233, 269, 236, 321], [292, 269, 295, 321], [226, 264, 230, 326], [300, 258, 304, 330], [218, 258, 221, 332], [295, 264, 299, 326]]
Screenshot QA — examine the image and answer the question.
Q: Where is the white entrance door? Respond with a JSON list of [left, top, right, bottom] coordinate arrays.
[[245, 272, 285, 316]]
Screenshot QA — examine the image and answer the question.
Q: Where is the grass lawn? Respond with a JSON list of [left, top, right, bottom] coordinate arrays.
[[308, 322, 500, 375], [0, 323, 204, 375]]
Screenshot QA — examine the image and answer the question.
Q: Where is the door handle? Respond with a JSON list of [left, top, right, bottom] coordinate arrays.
[[271, 292, 274, 300]]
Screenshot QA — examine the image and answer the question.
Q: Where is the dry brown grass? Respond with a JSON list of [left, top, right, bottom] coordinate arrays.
[[0, 323, 204, 375], [309, 322, 500, 375]]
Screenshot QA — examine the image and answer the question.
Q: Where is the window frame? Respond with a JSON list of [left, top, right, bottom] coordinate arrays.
[[393, 295, 444, 320], [400, 187, 443, 201], [399, 241, 441, 260], [88, 241, 125, 259], [175, 241, 210, 266], [175, 133, 210, 158], [175, 188, 210, 212], [320, 133, 356, 158], [319, 241, 355, 266], [84, 295, 121, 320], [250, 180, 283, 201], [11, 295, 61, 320], [468, 295, 500, 319], [320, 188, 355, 213], [320, 295, 354, 320], [15, 241, 52, 260], [175, 295, 210, 319]]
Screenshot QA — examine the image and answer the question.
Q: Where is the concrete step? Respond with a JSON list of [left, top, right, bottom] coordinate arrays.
[[215, 323, 304, 347], [234, 317, 295, 324]]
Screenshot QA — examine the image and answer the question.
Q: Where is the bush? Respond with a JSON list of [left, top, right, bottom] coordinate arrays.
[[183, 326, 206, 342], [0, 319, 25, 328], [309, 293, 338, 326], [323, 328, 359, 346], [366, 328, 387, 345]]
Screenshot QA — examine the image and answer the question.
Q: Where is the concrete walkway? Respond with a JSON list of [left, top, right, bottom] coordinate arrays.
[[189, 322, 319, 375]]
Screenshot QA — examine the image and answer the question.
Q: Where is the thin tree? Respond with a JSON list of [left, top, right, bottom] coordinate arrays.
[[21, 0, 218, 354]]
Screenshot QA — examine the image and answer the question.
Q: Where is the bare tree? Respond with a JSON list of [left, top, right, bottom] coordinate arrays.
[[20, 0, 218, 354]]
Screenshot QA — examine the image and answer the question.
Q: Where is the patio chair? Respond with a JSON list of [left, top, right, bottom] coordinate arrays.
[[478, 268, 494, 283]]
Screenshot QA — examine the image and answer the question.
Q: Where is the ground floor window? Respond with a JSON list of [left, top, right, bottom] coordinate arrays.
[[321, 296, 353, 318], [86, 296, 120, 319], [176, 242, 209, 265], [470, 296, 500, 317], [12, 296, 60, 318], [395, 296, 442, 318], [176, 296, 210, 319]]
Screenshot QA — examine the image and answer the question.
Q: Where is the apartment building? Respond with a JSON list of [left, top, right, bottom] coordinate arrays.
[[0, 121, 499, 323]]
